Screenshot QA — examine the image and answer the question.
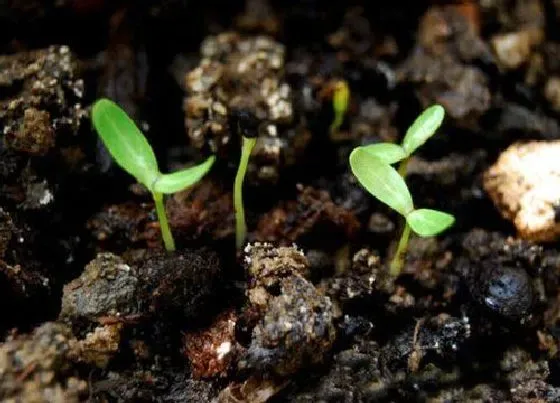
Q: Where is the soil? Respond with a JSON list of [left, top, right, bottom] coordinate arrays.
[[1, 1, 560, 402]]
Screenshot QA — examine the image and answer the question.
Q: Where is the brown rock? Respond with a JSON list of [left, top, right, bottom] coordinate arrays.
[[491, 29, 543, 70]]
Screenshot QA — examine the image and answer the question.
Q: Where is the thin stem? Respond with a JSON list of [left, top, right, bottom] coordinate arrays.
[[153, 191, 175, 252], [397, 156, 409, 177], [389, 156, 411, 276], [234, 136, 257, 249], [389, 221, 411, 276]]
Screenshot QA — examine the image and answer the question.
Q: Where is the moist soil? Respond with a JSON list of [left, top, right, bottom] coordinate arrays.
[[1, 1, 560, 402]]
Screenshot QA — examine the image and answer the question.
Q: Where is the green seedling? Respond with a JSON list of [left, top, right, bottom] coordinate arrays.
[[330, 80, 350, 135], [91, 98, 215, 252], [349, 104, 454, 276], [361, 104, 445, 175], [234, 135, 256, 249]]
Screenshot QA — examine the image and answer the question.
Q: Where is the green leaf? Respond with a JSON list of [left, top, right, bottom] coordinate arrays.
[[92, 98, 159, 189], [153, 155, 216, 194], [406, 208, 455, 237], [349, 147, 414, 216], [402, 104, 445, 156], [361, 143, 407, 164]]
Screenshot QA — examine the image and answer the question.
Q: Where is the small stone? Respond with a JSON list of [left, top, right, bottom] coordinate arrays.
[[544, 76, 560, 111], [491, 30, 541, 70], [59, 253, 139, 322], [483, 140, 560, 242]]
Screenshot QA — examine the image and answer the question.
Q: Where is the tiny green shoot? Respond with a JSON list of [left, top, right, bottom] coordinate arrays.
[[330, 80, 350, 135], [234, 136, 256, 249], [91, 98, 215, 252], [349, 104, 453, 276]]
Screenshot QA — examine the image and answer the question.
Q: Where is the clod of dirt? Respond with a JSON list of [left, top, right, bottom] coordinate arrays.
[[483, 140, 560, 242], [351, 99, 398, 146], [136, 248, 221, 319], [87, 201, 160, 251], [254, 184, 360, 248], [481, 0, 545, 30], [235, 0, 279, 34], [62, 248, 222, 324], [417, 3, 487, 61], [0, 260, 51, 319], [0, 322, 87, 403], [20, 178, 56, 211], [327, 6, 379, 59], [166, 179, 234, 242], [492, 103, 560, 139], [290, 338, 386, 402], [68, 323, 123, 369], [59, 253, 139, 323], [500, 347, 560, 402], [381, 314, 471, 374], [0, 207, 14, 258], [320, 248, 390, 307], [544, 76, 560, 111], [183, 309, 239, 379], [245, 242, 309, 290], [182, 32, 310, 183], [217, 376, 287, 403], [240, 243, 336, 377], [0, 45, 85, 156], [90, 369, 217, 402], [397, 4, 491, 127], [407, 151, 487, 187], [8, 108, 55, 156], [461, 228, 543, 270]]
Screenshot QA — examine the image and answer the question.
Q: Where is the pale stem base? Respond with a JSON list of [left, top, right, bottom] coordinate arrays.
[[153, 191, 175, 252]]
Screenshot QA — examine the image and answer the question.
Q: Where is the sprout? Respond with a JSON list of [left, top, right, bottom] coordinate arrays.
[[91, 98, 215, 252], [349, 105, 453, 276], [330, 80, 350, 135], [234, 136, 256, 249]]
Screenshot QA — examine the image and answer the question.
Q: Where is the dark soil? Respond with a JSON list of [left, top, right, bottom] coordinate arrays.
[[1, 1, 560, 402]]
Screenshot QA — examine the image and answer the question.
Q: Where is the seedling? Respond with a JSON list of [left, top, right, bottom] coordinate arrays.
[[349, 105, 454, 276], [91, 98, 215, 252], [234, 135, 256, 249], [330, 80, 350, 135]]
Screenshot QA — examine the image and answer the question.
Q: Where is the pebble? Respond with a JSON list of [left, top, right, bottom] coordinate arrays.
[[483, 140, 560, 241]]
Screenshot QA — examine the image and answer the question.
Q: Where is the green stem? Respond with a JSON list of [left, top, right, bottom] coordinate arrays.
[[234, 136, 257, 249], [389, 221, 411, 276], [389, 156, 411, 276], [397, 156, 409, 177], [153, 191, 175, 252]]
